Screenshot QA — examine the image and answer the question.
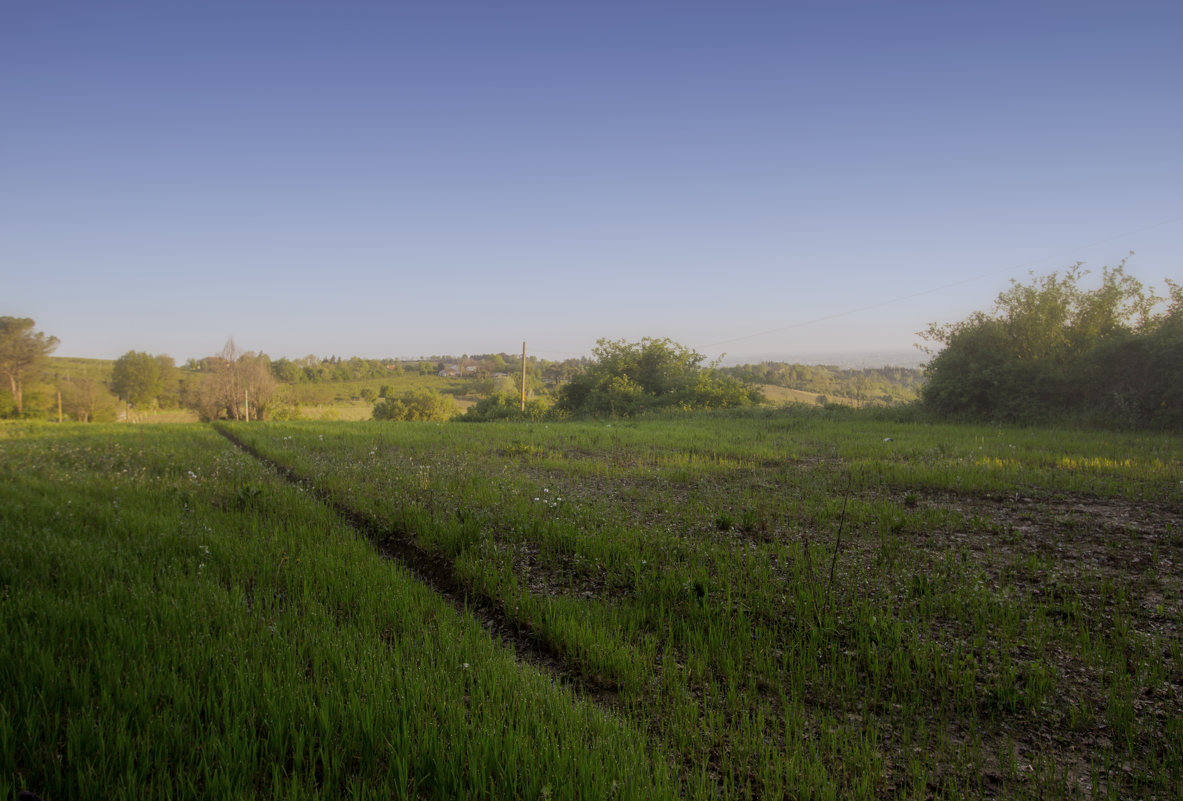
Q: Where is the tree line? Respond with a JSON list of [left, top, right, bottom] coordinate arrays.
[[919, 259, 1181, 427], [0, 323, 764, 424], [259, 352, 588, 386], [6, 259, 1178, 428], [0, 330, 278, 423]]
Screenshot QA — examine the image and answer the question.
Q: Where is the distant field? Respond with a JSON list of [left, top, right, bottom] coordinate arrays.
[[5, 410, 1180, 798], [128, 407, 200, 423], [281, 374, 472, 406], [296, 401, 378, 421], [43, 355, 114, 381], [759, 383, 861, 406], [296, 397, 477, 422]]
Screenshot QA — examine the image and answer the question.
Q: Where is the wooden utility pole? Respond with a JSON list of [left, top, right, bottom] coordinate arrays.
[[57, 391, 62, 423], [521, 341, 527, 412], [245, 389, 250, 422]]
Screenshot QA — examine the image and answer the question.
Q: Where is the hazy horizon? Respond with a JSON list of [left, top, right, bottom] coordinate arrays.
[[4, 2, 1180, 364], [52, 345, 929, 371]]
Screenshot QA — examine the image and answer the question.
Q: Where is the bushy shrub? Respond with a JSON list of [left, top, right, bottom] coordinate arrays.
[[460, 393, 551, 422], [920, 261, 1180, 427], [372, 388, 457, 422], [556, 337, 762, 417]]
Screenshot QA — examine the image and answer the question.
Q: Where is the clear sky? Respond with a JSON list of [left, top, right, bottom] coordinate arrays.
[[3, 1, 1181, 365]]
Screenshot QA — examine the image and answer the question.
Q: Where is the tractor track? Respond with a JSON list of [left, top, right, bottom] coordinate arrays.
[[214, 425, 622, 705]]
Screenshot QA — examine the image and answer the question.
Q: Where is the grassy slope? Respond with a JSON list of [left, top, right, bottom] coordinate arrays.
[[0, 423, 676, 800], [227, 410, 1183, 800], [759, 383, 861, 406], [43, 356, 114, 381], [280, 374, 472, 404]]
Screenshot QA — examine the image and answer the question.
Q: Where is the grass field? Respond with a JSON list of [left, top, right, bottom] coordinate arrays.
[[759, 384, 859, 407], [3, 410, 1180, 799], [278, 375, 473, 406], [292, 398, 478, 422], [42, 357, 116, 383]]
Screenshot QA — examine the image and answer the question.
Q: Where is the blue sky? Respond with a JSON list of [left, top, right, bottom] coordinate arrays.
[[3, 1, 1180, 365]]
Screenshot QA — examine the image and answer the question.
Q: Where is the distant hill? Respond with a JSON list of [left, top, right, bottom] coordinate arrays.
[[757, 385, 859, 407], [722, 349, 927, 369], [45, 356, 114, 381], [721, 362, 923, 405]]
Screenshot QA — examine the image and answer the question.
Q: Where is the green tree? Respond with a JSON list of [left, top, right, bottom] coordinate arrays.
[[556, 337, 761, 417], [111, 351, 163, 407], [58, 375, 118, 422], [155, 354, 180, 407], [0, 317, 59, 417], [920, 260, 1177, 425], [372, 388, 457, 421], [270, 357, 304, 383]]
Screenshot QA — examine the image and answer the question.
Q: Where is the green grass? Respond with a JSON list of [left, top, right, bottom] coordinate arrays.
[[282, 374, 474, 406], [43, 356, 116, 382], [5, 409, 1182, 799], [0, 423, 675, 800], [224, 408, 1183, 799]]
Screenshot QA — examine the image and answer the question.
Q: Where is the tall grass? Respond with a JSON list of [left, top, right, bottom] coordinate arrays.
[[1, 423, 675, 799], [222, 408, 1183, 799]]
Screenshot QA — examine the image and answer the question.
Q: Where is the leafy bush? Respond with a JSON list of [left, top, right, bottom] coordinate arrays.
[[372, 388, 458, 422], [556, 337, 762, 417], [920, 260, 1181, 427], [460, 393, 551, 422]]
